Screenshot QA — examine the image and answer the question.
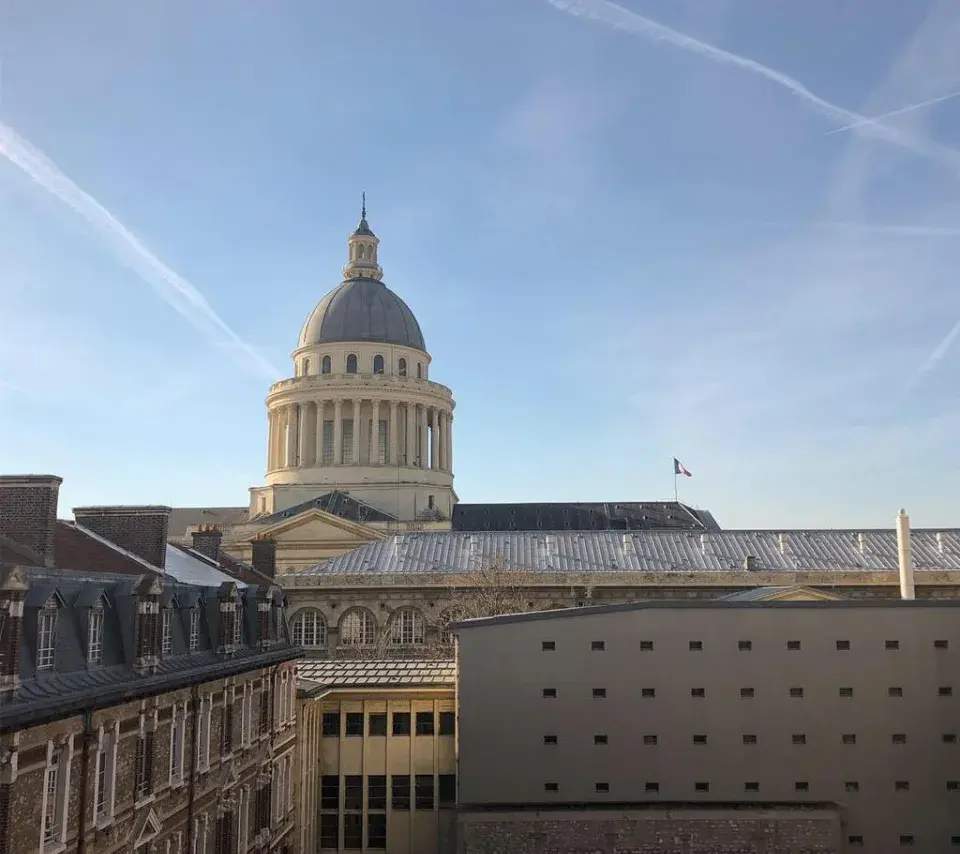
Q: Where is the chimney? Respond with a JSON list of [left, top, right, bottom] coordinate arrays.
[[191, 524, 223, 563], [73, 506, 171, 570], [0, 475, 62, 567], [0, 565, 28, 693], [743, 555, 758, 572], [896, 509, 914, 600], [251, 537, 276, 579]]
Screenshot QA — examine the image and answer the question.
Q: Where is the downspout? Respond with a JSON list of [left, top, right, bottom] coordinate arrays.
[[76, 710, 93, 854], [186, 686, 200, 854]]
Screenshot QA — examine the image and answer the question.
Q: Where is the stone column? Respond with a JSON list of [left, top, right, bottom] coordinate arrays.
[[333, 399, 343, 465], [315, 401, 325, 466], [371, 399, 381, 465], [352, 399, 361, 465], [437, 410, 446, 472], [298, 403, 310, 468], [430, 407, 439, 470], [389, 401, 399, 466], [446, 411, 453, 474], [419, 405, 428, 468], [406, 403, 416, 467], [266, 411, 273, 472]]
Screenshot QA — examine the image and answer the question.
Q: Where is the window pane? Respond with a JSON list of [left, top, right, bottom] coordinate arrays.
[[345, 713, 364, 737], [322, 713, 340, 737], [367, 813, 387, 850], [368, 775, 387, 810], [391, 775, 410, 811], [415, 712, 434, 736], [368, 713, 387, 736], [439, 711, 455, 736], [415, 775, 434, 810], [344, 775, 363, 811], [320, 775, 339, 810], [392, 712, 411, 736], [438, 774, 456, 806], [343, 813, 362, 849]]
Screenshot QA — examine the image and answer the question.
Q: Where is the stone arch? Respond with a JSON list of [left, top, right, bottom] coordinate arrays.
[[339, 607, 377, 646], [291, 608, 327, 648], [389, 607, 426, 646]]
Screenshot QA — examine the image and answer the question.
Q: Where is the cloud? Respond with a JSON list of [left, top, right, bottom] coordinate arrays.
[[0, 120, 280, 380]]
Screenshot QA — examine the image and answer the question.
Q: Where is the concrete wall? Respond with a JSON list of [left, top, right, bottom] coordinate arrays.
[[456, 602, 960, 853]]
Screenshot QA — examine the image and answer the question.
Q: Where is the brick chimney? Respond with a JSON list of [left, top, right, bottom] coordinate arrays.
[[251, 537, 276, 579], [191, 525, 223, 563], [0, 475, 62, 568], [72, 506, 172, 570]]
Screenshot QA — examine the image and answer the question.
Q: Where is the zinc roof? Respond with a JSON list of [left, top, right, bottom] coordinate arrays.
[[296, 658, 456, 689]]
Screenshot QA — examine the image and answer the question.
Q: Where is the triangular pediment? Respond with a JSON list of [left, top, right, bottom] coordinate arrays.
[[253, 508, 383, 543], [130, 806, 162, 847], [764, 586, 844, 602]]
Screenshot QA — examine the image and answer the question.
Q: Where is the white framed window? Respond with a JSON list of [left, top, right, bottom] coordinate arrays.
[[170, 703, 186, 785], [340, 608, 376, 646], [87, 603, 104, 665], [93, 722, 118, 825], [240, 684, 254, 747], [37, 598, 58, 671], [341, 418, 354, 463], [189, 609, 200, 652], [40, 737, 72, 851], [291, 609, 326, 648], [233, 603, 243, 646], [237, 787, 250, 854], [161, 609, 173, 656], [391, 608, 425, 645], [284, 754, 294, 813], [273, 760, 285, 824], [197, 696, 211, 771], [192, 815, 209, 854]]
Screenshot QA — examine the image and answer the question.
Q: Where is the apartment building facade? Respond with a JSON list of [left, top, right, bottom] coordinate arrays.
[[453, 600, 960, 854]]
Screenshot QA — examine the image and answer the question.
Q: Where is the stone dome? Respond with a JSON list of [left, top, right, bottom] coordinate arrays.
[[298, 277, 426, 352]]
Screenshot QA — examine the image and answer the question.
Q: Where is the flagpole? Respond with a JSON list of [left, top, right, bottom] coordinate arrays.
[[674, 469, 679, 504]]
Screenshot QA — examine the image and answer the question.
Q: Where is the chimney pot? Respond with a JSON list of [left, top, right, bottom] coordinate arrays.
[[251, 537, 276, 579], [72, 505, 171, 570], [0, 475, 62, 567], [191, 525, 223, 563]]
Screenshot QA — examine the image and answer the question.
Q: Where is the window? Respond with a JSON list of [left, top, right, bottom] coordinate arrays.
[[592, 688, 606, 698], [948, 781, 960, 791], [369, 713, 387, 736], [745, 782, 759, 792], [544, 782, 558, 793], [303, 358, 310, 375], [886, 640, 900, 650], [241, 684, 254, 747], [415, 712, 434, 736], [367, 775, 387, 810], [345, 712, 364, 736], [37, 599, 58, 671], [793, 734, 807, 745], [594, 734, 608, 745], [416, 363, 422, 379], [689, 640, 703, 651], [197, 696, 211, 769], [900, 836, 914, 846], [743, 734, 757, 744], [787, 640, 801, 650], [321, 355, 331, 374], [134, 734, 151, 800], [893, 733, 907, 744], [837, 640, 850, 650], [319, 775, 339, 811], [695, 782, 709, 792], [233, 604, 243, 646], [542, 640, 555, 651], [415, 775, 434, 810], [346, 354, 358, 373], [392, 712, 411, 736], [595, 782, 610, 793], [846, 781, 860, 792], [321, 420, 334, 465], [340, 609, 377, 646], [95, 749, 108, 819], [848, 837, 864, 847], [641, 688, 655, 698], [645, 782, 659, 793], [889, 686, 903, 697], [189, 609, 200, 652], [42, 749, 63, 847], [319, 814, 338, 849], [367, 814, 386, 850], [543, 734, 558, 745], [390, 609, 425, 645], [170, 704, 186, 784], [840, 687, 854, 697], [643, 735, 658, 745], [945, 733, 958, 744], [438, 774, 456, 806], [439, 711, 455, 736], [639, 640, 653, 651], [691, 688, 705, 698], [693, 734, 707, 745], [343, 813, 362, 850], [790, 687, 804, 698], [842, 734, 856, 744], [896, 781, 910, 791], [795, 781, 809, 792], [542, 688, 557, 699], [592, 640, 606, 651], [391, 776, 410, 810], [398, 357, 407, 377], [738, 640, 752, 651], [161, 609, 173, 656], [88, 603, 104, 664], [741, 687, 755, 698], [940, 686, 954, 696], [322, 712, 340, 736], [342, 418, 354, 463], [344, 775, 363, 811], [373, 355, 384, 374], [935, 639, 949, 649]]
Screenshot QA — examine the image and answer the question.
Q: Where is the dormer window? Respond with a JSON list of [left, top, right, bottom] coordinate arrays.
[[87, 602, 104, 665], [37, 598, 58, 671], [161, 609, 173, 657], [189, 608, 200, 652], [398, 357, 407, 377]]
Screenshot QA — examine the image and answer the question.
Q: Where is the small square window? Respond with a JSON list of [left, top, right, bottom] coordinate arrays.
[[643, 734, 658, 745], [595, 782, 609, 793], [940, 686, 954, 697], [544, 782, 558, 793], [896, 781, 910, 791], [691, 688, 705, 698], [900, 836, 914, 846], [893, 733, 907, 744], [793, 734, 807, 745], [836, 640, 850, 650], [787, 640, 801, 650], [591, 641, 605, 651], [948, 781, 960, 791], [345, 712, 364, 736], [944, 733, 957, 743], [789, 687, 804, 698], [322, 712, 340, 737], [848, 837, 863, 847], [741, 687, 755, 698], [795, 781, 809, 792], [738, 640, 752, 651], [743, 734, 757, 745], [842, 734, 857, 745], [693, 734, 707, 745], [886, 640, 900, 650], [639, 641, 654, 651], [689, 640, 703, 651], [542, 688, 557, 698], [845, 781, 859, 792], [840, 687, 854, 697], [641, 688, 655, 698], [934, 639, 949, 650], [439, 711, 455, 736], [415, 712, 434, 736], [644, 782, 659, 793], [889, 687, 903, 697], [592, 688, 606, 699], [594, 734, 608, 745], [541, 641, 556, 651], [392, 712, 411, 736], [543, 734, 558, 745], [694, 782, 709, 792], [952, 837, 960, 846], [745, 782, 759, 792]]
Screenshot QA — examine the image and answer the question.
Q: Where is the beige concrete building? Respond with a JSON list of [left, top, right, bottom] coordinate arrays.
[[296, 659, 456, 853]]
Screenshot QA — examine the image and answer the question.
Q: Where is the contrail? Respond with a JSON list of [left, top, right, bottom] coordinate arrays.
[[912, 321, 960, 384], [825, 89, 960, 136], [0, 121, 280, 379], [542, 0, 960, 175]]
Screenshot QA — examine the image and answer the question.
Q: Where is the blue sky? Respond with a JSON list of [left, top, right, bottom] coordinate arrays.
[[1, 0, 959, 529]]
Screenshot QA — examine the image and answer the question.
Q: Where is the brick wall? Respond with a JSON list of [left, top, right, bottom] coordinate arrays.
[[455, 807, 842, 854], [0, 475, 62, 566], [72, 505, 172, 569]]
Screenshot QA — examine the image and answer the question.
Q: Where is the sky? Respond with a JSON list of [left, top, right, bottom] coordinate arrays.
[[1, 0, 959, 529]]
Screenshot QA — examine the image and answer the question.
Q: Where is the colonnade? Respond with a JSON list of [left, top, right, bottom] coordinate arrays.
[[266, 398, 452, 473]]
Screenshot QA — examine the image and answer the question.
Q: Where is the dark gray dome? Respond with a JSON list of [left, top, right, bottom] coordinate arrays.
[[298, 277, 426, 352]]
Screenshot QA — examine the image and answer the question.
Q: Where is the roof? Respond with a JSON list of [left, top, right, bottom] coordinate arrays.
[[164, 543, 248, 587], [287, 528, 960, 577], [298, 277, 426, 351], [55, 521, 160, 575], [0, 535, 44, 565], [257, 490, 396, 526], [167, 507, 249, 541], [296, 658, 456, 690], [451, 596, 960, 631], [452, 501, 719, 532]]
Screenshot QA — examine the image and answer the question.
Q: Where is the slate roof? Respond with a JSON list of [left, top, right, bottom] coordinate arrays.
[[257, 490, 397, 525], [0, 566, 299, 732], [296, 658, 456, 689], [452, 502, 719, 532], [287, 528, 960, 577]]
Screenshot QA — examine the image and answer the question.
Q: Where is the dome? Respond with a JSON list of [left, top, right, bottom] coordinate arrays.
[[298, 277, 426, 352]]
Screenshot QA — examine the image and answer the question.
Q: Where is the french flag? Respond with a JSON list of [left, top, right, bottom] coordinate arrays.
[[674, 458, 692, 477]]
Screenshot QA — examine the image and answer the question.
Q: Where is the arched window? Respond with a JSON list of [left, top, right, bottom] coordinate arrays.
[[373, 355, 384, 375], [303, 358, 310, 376], [416, 363, 422, 379], [398, 358, 407, 377], [292, 609, 327, 648], [346, 354, 358, 374], [437, 609, 455, 645], [321, 355, 331, 374], [390, 608, 425, 645], [339, 608, 377, 646]]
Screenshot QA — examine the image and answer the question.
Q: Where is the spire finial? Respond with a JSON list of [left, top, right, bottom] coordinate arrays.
[[361, 191, 366, 220]]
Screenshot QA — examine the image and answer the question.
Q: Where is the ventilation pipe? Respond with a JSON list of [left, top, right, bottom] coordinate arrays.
[[896, 509, 914, 600], [778, 533, 789, 555], [700, 533, 714, 556], [857, 532, 867, 555]]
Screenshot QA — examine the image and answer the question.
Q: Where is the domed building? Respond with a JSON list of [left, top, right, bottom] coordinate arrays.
[[249, 205, 456, 524]]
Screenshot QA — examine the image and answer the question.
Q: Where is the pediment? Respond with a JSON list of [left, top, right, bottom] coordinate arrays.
[[255, 508, 383, 544], [129, 806, 162, 847], [766, 586, 844, 602]]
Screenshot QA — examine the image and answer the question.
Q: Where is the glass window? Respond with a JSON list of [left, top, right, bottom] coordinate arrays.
[[391, 609, 425, 645], [321, 355, 331, 374], [373, 355, 384, 374], [340, 609, 376, 646], [346, 354, 358, 374], [87, 604, 104, 664], [37, 600, 58, 671], [292, 610, 327, 648], [398, 358, 407, 377]]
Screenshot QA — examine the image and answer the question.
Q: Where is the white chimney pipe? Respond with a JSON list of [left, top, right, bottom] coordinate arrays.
[[896, 509, 914, 600], [778, 533, 789, 555]]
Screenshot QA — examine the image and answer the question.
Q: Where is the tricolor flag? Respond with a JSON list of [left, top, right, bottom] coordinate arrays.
[[674, 458, 692, 477]]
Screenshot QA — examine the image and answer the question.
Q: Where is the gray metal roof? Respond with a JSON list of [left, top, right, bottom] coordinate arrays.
[[287, 528, 960, 577], [298, 277, 426, 351], [296, 658, 455, 689]]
